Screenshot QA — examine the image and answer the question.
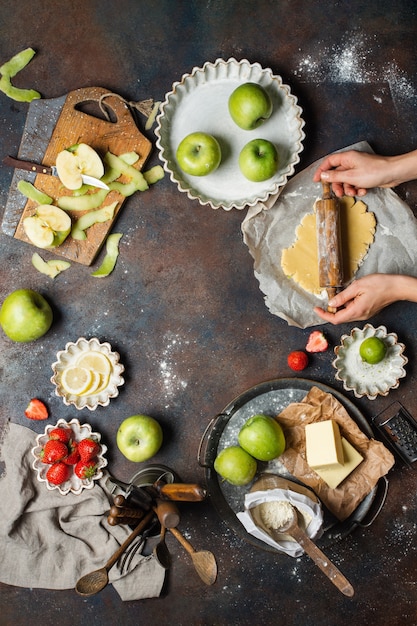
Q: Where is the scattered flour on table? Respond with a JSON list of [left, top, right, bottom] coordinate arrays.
[[293, 31, 417, 108], [159, 331, 190, 403]]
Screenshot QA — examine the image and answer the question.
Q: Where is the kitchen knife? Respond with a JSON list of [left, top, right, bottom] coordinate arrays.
[[3, 155, 109, 190], [316, 181, 344, 312]]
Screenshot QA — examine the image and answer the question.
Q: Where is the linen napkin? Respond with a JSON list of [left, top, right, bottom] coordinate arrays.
[[0, 421, 165, 600]]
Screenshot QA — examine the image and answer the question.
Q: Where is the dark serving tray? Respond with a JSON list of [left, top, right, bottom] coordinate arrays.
[[198, 378, 388, 553]]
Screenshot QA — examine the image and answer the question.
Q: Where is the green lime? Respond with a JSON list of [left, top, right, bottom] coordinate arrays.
[[359, 337, 387, 364]]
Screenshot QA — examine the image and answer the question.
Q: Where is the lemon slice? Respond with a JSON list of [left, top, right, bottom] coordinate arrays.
[[76, 351, 112, 378], [61, 366, 93, 395], [93, 372, 111, 394], [79, 370, 102, 396]]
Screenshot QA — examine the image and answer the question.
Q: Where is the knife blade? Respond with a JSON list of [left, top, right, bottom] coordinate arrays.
[[316, 181, 344, 312], [3, 155, 109, 190]]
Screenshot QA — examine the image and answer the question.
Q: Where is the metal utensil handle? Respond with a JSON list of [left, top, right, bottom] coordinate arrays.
[[197, 413, 229, 467], [104, 510, 154, 571]]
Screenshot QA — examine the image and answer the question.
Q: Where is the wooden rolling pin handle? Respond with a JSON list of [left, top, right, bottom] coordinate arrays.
[[110, 504, 147, 519], [153, 499, 180, 529], [108, 515, 141, 526], [158, 482, 207, 502]]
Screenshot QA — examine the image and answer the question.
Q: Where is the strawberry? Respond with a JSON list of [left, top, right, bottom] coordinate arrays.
[[306, 330, 328, 353], [287, 350, 308, 371], [75, 459, 98, 480], [24, 398, 48, 420], [46, 462, 71, 485], [49, 427, 72, 444], [78, 437, 100, 462], [41, 439, 68, 464], [64, 440, 80, 465]]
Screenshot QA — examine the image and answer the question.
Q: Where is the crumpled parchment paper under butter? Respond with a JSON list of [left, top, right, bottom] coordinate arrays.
[[277, 386, 395, 521], [242, 141, 417, 328]]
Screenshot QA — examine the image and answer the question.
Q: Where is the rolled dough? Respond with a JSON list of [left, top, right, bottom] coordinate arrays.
[[281, 197, 376, 295]]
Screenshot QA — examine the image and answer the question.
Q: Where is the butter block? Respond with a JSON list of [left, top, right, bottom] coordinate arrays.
[[305, 419, 344, 470], [315, 437, 364, 489]]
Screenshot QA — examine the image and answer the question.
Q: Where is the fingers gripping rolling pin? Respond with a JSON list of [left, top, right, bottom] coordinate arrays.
[[316, 182, 344, 312]]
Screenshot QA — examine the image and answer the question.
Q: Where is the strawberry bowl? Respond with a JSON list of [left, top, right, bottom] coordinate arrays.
[[31, 418, 108, 495]]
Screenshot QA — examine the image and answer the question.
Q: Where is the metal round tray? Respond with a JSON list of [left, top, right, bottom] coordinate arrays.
[[198, 378, 388, 552]]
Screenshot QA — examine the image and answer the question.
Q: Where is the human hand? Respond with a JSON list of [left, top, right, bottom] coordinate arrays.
[[313, 150, 398, 198], [313, 275, 401, 324]]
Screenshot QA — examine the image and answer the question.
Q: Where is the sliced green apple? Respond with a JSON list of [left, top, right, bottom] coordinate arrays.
[[23, 216, 55, 248], [32, 253, 71, 278], [55, 143, 104, 190], [23, 205, 71, 249]]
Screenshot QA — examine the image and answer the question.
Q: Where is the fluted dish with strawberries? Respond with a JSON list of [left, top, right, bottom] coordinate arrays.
[[31, 418, 108, 495]]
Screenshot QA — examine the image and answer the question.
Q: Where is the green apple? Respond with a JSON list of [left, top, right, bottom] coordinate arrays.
[[0, 288, 53, 342], [214, 445, 257, 486], [238, 138, 278, 182], [23, 205, 71, 249], [176, 132, 221, 176], [56, 143, 104, 190], [238, 414, 286, 461], [228, 82, 273, 130], [116, 414, 163, 462]]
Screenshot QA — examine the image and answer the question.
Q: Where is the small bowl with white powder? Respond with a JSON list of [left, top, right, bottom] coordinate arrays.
[[236, 474, 324, 557]]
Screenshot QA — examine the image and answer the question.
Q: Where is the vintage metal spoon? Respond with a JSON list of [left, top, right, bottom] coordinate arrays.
[[75, 509, 154, 596], [268, 504, 354, 597], [153, 524, 171, 569]]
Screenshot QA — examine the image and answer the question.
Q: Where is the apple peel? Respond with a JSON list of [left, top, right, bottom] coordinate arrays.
[[104, 152, 149, 191], [91, 233, 123, 278], [32, 253, 71, 278], [0, 48, 41, 102], [18, 180, 53, 205], [143, 165, 164, 185], [71, 201, 118, 240]]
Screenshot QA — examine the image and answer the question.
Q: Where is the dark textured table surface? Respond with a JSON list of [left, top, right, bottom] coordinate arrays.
[[1, 2, 416, 625]]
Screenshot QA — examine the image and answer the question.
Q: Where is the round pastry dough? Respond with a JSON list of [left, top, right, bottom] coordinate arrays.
[[281, 197, 376, 295]]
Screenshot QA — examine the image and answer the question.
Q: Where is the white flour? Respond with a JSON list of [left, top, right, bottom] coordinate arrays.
[[293, 31, 416, 108]]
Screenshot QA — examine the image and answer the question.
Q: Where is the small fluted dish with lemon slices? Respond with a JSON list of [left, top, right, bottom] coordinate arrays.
[[51, 337, 125, 410]]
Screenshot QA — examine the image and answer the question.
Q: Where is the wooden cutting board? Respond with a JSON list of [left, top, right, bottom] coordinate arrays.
[[11, 86, 152, 265]]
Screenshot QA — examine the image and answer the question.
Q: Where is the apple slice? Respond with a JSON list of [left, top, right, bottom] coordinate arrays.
[[23, 216, 55, 248], [31, 253, 71, 278], [56, 143, 104, 190], [23, 205, 71, 249]]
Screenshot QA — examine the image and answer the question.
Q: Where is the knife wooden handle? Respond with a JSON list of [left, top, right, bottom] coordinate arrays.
[[316, 182, 343, 311], [3, 155, 52, 175]]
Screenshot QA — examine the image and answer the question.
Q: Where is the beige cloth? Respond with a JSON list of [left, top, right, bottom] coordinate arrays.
[[0, 421, 165, 600]]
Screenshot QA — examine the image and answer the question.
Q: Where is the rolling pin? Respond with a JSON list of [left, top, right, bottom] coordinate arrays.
[[316, 182, 344, 312]]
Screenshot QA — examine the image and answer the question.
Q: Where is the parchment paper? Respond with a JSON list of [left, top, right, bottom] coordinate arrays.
[[242, 141, 417, 328], [277, 386, 395, 521]]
